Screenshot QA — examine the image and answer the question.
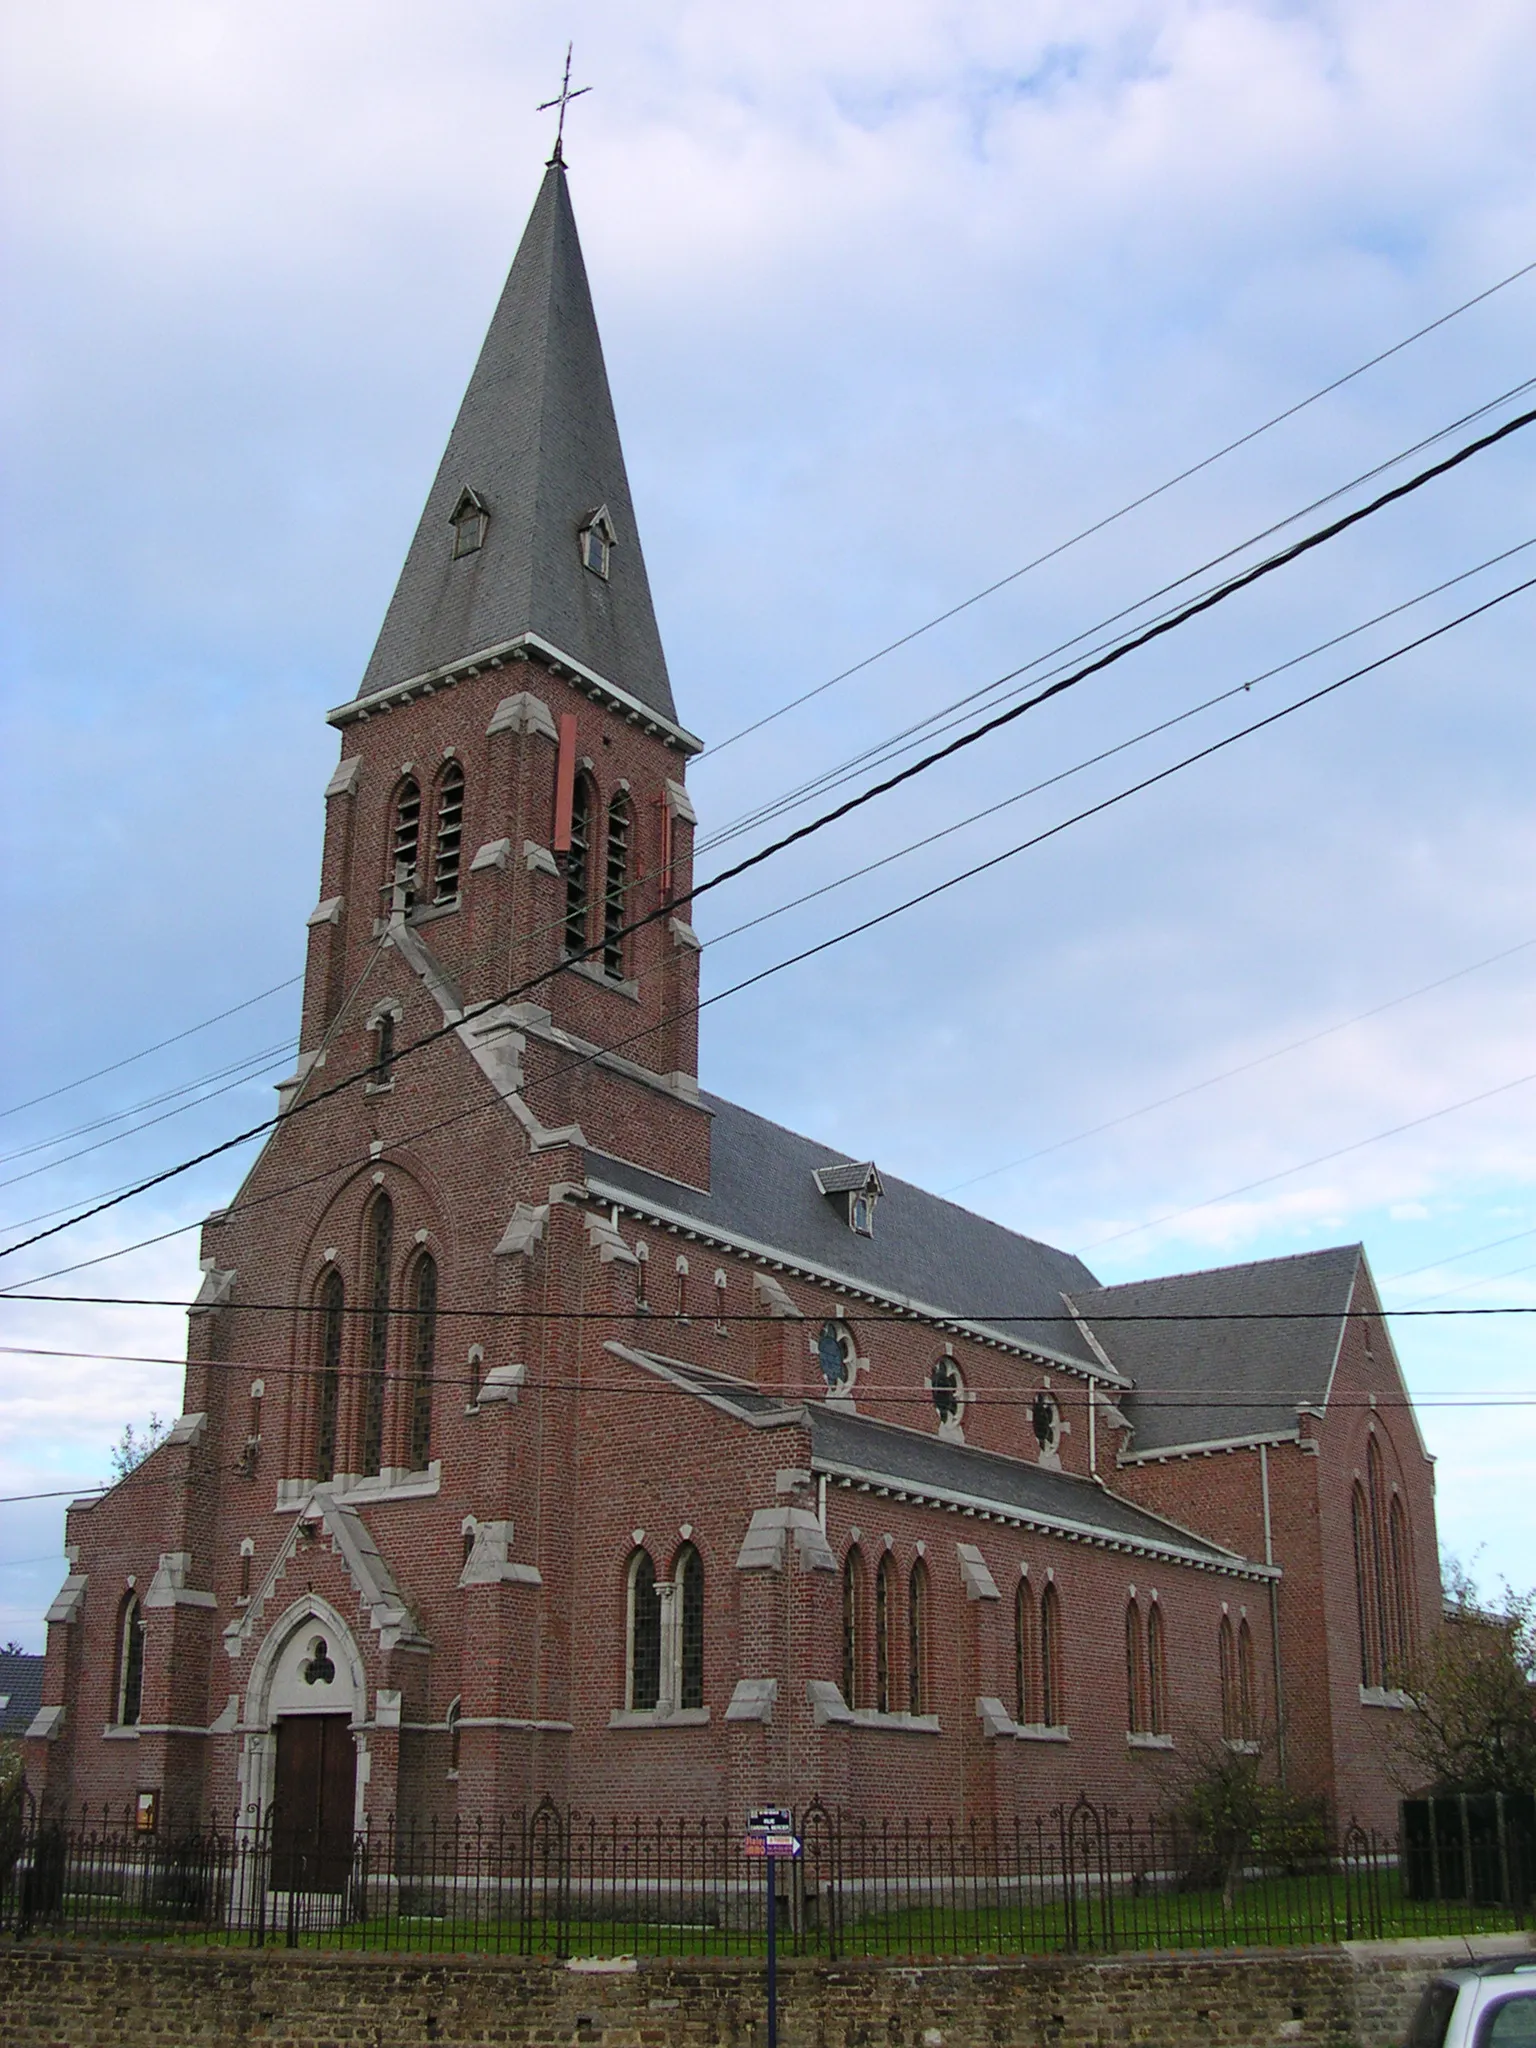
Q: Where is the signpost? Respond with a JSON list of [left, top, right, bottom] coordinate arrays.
[[744, 1809, 800, 2048]]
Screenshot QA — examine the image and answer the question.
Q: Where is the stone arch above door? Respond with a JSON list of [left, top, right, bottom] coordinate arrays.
[[247, 1595, 365, 1730]]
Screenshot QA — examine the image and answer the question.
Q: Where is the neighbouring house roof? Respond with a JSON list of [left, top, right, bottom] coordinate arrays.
[[0, 1650, 44, 1738], [587, 1091, 1108, 1375], [1071, 1243, 1364, 1458], [348, 160, 677, 723]]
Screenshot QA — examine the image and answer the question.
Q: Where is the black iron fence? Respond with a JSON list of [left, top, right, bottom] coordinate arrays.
[[2, 1797, 1529, 1956]]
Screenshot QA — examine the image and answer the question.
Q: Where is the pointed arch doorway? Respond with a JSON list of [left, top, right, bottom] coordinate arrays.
[[247, 1601, 365, 1894]]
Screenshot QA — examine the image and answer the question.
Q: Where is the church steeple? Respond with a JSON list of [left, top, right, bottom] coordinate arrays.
[[356, 161, 677, 723]]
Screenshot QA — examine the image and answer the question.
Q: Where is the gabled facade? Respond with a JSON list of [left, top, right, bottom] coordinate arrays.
[[27, 159, 1436, 1843]]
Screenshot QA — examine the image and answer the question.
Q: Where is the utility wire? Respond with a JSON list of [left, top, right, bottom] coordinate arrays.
[[11, 546, 1533, 1244], [1073, 1065, 1536, 1256], [695, 378, 1536, 858], [13, 262, 1530, 1132], [5, 402, 1530, 1274], [705, 255, 1536, 756], [4, 567, 1530, 1299], [0, 976, 302, 1124]]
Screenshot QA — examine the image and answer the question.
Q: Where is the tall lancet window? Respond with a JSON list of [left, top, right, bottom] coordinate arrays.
[[360, 1192, 394, 1477], [314, 1269, 344, 1482], [564, 775, 593, 952], [603, 792, 631, 978], [408, 1252, 438, 1472]]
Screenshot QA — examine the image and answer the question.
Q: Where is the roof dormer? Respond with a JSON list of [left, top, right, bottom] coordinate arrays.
[[578, 504, 616, 579], [450, 486, 489, 560], [813, 1161, 883, 1237]]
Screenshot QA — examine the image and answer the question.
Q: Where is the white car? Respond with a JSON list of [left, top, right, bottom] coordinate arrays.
[[1407, 1958, 1536, 2048]]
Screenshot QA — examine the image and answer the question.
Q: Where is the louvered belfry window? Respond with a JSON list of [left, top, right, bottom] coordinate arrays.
[[603, 793, 631, 978], [391, 780, 421, 914], [433, 765, 464, 904], [564, 776, 592, 952]]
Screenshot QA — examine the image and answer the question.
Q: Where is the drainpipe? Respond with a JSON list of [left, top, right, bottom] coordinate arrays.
[[1260, 1441, 1288, 1783]]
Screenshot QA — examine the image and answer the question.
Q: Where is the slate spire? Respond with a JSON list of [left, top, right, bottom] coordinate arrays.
[[357, 161, 677, 722]]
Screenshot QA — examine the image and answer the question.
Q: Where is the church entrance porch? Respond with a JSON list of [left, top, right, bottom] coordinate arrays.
[[270, 1713, 357, 1893]]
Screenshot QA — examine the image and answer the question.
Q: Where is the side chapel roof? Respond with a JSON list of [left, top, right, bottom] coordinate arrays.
[[1070, 1243, 1364, 1457], [352, 159, 677, 722]]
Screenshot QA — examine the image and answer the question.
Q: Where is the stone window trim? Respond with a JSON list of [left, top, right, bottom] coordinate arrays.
[[1359, 1684, 1414, 1710], [607, 1705, 711, 1730], [579, 504, 616, 579], [364, 999, 404, 1095], [808, 1680, 940, 1734], [1223, 1737, 1263, 1755], [975, 1698, 1070, 1742], [1127, 1730, 1175, 1750]]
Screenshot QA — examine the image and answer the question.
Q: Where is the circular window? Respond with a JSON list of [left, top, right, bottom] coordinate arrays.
[[1031, 1392, 1060, 1455], [930, 1357, 964, 1427], [816, 1320, 856, 1390]]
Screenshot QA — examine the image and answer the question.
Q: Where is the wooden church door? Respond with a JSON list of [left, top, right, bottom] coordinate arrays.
[[270, 1714, 357, 1891]]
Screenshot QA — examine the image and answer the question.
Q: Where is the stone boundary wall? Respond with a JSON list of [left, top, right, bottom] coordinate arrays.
[[0, 1934, 1530, 2048]]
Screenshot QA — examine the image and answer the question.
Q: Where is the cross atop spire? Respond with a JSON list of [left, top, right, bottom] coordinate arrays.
[[538, 44, 591, 166]]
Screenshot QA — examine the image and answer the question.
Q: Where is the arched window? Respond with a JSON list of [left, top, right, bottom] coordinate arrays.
[[1040, 1582, 1063, 1728], [908, 1558, 928, 1715], [1388, 1495, 1415, 1682], [1015, 1579, 1039, 1725], [1237, 1618, 1257, 1742], [116, 1594, 145, 1727], [564, 774, 593, 953], [390, 778, 421, 915], [407, 1252, 438, 1472], [1367, 1439, 1391, 1685], [314, 1269, 344, 1482], [447, 1696, 462, 1778], [628, 1550, 661, 1711], [1351, 1481, 1375, 1685], [875, 1552, 894, 1713], [842, 1547, 866, 1709], [677, 1544, 704, 1711], [1218, 1614, 1237, 1741], [360, 1193, 394, 1477], [1147, 1601, 1168, 1737], [603, 793, 631, 979], [432, 763, 464, 905], [1125, 1600, 1146, 1733]]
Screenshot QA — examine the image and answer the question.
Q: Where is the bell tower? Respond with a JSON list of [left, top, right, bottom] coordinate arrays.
[[296, 157, 707, 1171]]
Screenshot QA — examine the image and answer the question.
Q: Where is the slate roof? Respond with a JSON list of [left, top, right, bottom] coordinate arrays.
[[352, 161, 677, 722], [805, 1404, 1254, 1569], [586, 1092, 1108, 1374], [1070, 1244, 1363, 1457], [613, 1346, 1255, 1570], [0, 1649, 44, 1738]]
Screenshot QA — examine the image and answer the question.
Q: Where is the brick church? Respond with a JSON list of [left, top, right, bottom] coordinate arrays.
[[27, 154, 1439, 1851]]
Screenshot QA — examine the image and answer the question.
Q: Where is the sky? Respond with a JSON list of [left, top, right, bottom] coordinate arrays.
[[2, 0, 1533, 1650]]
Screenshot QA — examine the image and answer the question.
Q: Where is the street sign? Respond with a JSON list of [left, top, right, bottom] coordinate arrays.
[[746, 1807, 793, 1833], [742, 1832, 801, 1859]]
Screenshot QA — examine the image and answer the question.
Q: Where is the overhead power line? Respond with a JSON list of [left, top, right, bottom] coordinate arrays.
[[10, 544, 1533, 1246], [695, 377, 1536, 860], [705, 255, 1536, 756], [4, 402, 1531, 1276], [0, 975, 302, 1124], [14, 263, 1531, 1147], [3, 566, 1532, 1299]]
